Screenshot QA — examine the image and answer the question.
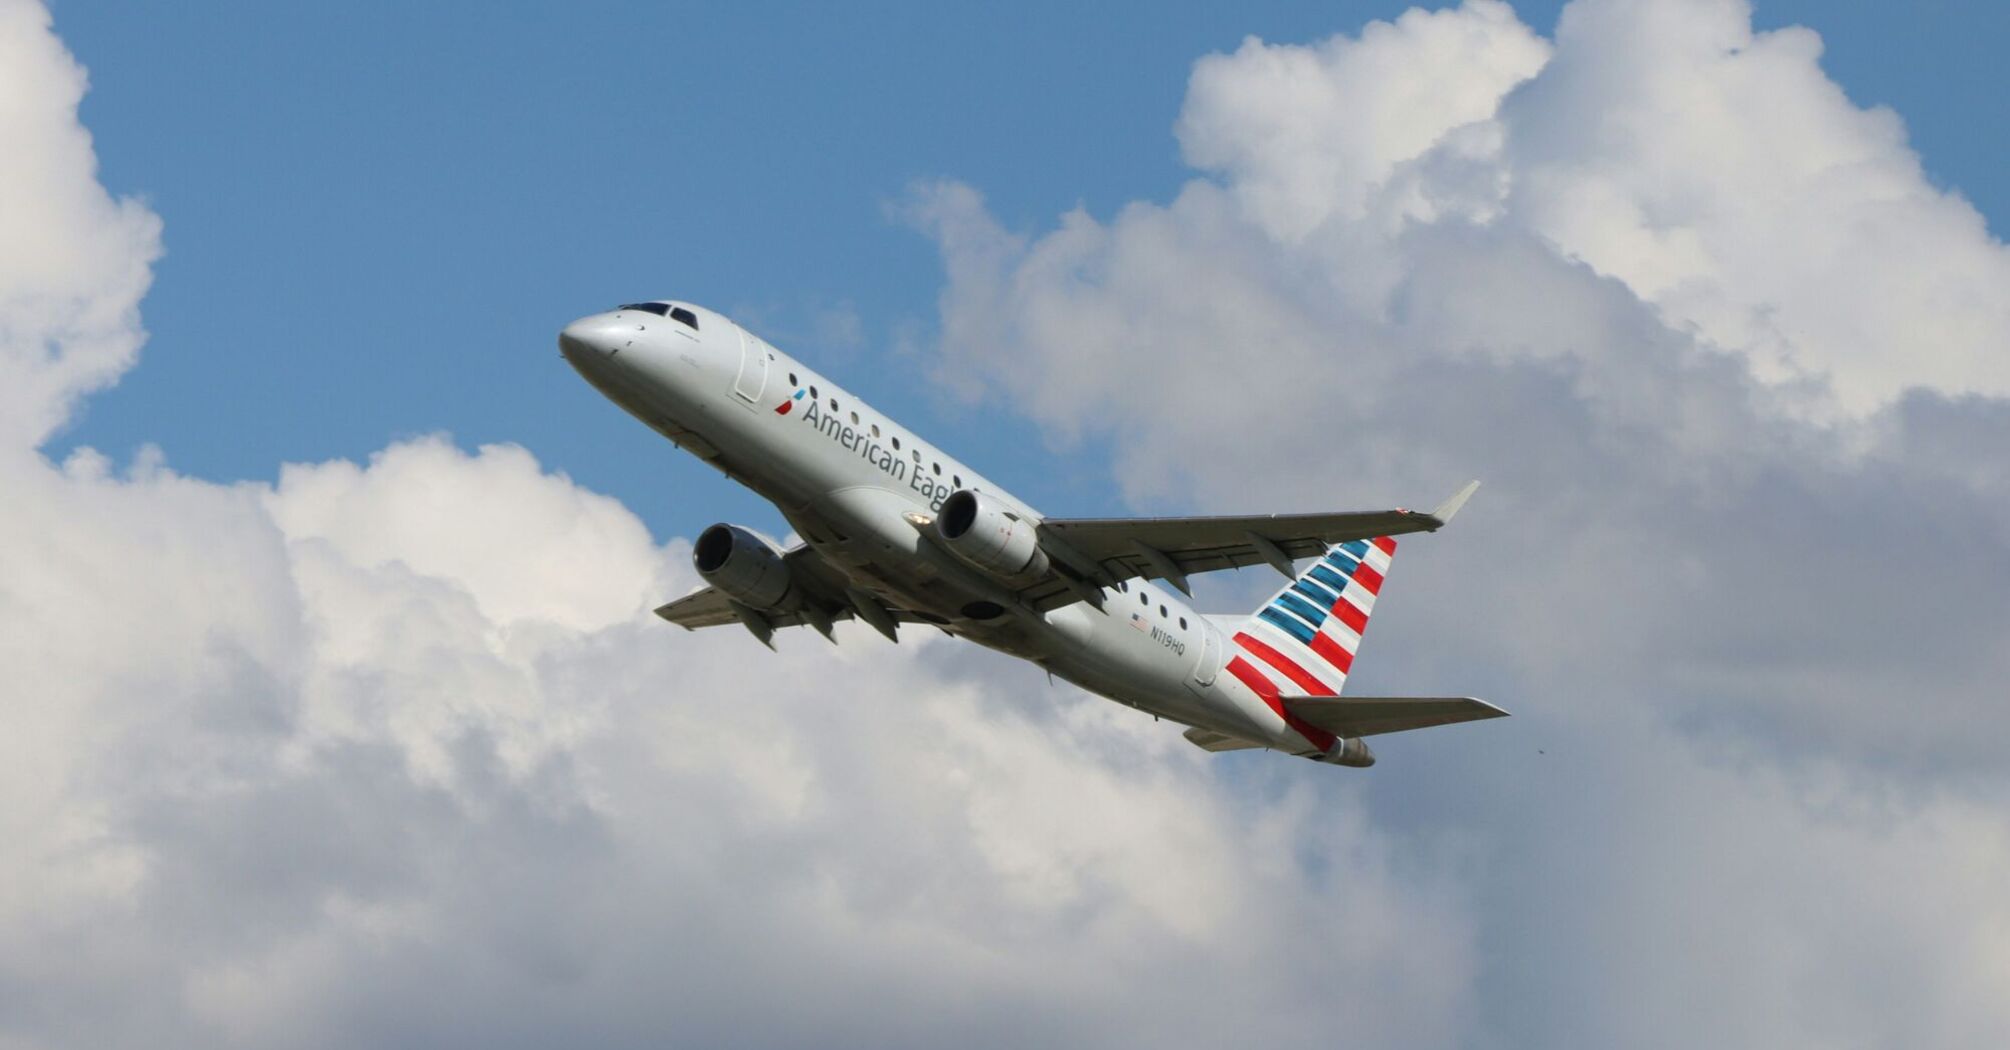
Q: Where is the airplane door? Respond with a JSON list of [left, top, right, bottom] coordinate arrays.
[[733, 329, 769, 402], [1192, 624, 1222, 686]]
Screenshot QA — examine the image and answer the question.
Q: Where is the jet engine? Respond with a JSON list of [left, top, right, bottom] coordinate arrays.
[[1318, 738, 1376, 768], [934, 489, 1049, 586], [693, 524, 799, 611]]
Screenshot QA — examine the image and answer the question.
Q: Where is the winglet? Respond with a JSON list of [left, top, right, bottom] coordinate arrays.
[[1430, 480, 1481, 528]]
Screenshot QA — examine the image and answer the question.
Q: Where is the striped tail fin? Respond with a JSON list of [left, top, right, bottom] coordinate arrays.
[[1226, 536, 1397, 699]]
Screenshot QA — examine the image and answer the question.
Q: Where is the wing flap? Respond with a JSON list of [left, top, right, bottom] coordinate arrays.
[[1278, 696, 1509, 738], [655, 588, 951, 633], [1182, 727, 1267, 752], [654, 586, 742, 629]]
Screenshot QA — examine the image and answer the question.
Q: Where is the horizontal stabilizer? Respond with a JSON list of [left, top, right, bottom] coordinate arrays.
[[1279, 696, 1508, 739], [1182, 727, 1266, 752]]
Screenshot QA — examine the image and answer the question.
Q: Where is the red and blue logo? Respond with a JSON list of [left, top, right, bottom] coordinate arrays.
[[775, 388, 807, 415]]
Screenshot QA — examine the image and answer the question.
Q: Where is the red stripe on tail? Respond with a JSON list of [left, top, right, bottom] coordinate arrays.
[[1234, 632, 1335, 696], [1331, 596, 1369, 635], [1307, 631, 1355, 675], [1224, 656, 1339, 752]]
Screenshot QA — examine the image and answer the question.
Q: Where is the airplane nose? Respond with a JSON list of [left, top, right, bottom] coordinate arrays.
[[559, 315, 619, 361]]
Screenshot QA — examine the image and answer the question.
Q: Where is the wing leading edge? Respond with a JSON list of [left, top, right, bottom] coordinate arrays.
[[1015, 481, 1479, 610]]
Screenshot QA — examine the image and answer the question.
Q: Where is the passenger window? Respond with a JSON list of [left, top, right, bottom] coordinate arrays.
[[952, 475, 962, 488], [830, 399, 839, 410], [788, 372, 798, 385], [892, 436, 901, 450], [1160, 606, 1168, 618], [809, 386, 818, 399], [870, 424, 881, 438], [932, 463, 941, 476], [1139, 592, 1148, 607], [912, 450, 922, 463], [1179, 617, 1187, 630], [850, 411, 860, 425]]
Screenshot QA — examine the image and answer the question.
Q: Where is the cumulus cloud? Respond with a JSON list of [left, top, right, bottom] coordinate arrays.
[[908, 0, 2010, 766], [1047, 0, 2010, 417], [0, 0, 161, 448], [1178, 0, 1551, 238], [1, 436, 1484, 1049], [907, 0, 2010, 1043], [0, 8, 1473, 1047], [1503, 0, 2010, 412], [8, 1, 2010, 1048]]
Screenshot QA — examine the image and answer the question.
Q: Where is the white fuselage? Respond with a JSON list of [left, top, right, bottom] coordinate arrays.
[[560, 301, 1315, 751]]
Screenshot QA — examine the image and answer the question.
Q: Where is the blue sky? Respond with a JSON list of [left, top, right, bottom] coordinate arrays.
[[12, 3, 2010, 1046], [54, 0, 2007, 540]]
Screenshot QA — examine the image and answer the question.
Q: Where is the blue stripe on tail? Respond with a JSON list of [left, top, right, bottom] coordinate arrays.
[[1274, 590, 1328, 626], [1259, 607, 1317, 643], [1307, 564, 1351, 594], [1293, 577, 1341, 606]]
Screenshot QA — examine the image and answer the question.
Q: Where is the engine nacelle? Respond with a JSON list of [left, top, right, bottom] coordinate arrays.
[[935, 489, 1049, 586], [1318, 737, 1376, 768], [693, 524, 799, 611]]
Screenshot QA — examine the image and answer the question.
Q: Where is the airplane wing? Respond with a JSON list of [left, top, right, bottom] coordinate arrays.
[[654, 585, 764, 629], [654, 544, 930, 641], [1279, 695, 1508, 738], [655, 545, 833, 629], [1016, 482, 1479, 609]]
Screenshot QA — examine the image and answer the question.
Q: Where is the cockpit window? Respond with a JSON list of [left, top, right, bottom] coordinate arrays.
[[619, 302, 670, 316], [670, 307, 700, 330]]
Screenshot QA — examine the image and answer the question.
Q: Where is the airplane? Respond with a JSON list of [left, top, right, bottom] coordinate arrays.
[[559, 300, 1505, 766]]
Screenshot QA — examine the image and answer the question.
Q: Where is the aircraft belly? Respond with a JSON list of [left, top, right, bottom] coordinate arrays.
[[1039, 603, 1256, 735], [782, 485, 1030, 633], [1039, 652, 1226, 734]]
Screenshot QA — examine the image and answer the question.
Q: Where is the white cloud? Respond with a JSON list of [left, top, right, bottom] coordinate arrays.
[[907, 0, 2010, 1044], [1501, 0, 2010, 412], [0, 16, 1475, 1044], [1024, 0, 2010, 420], [0, 436, 1481, 1049], [904, 0, 2010, 768], [1178, 0, 1550, 239], [0, 0, 161, 449], [8, 1, 2010, 1047], [267, 438, 670, 634]]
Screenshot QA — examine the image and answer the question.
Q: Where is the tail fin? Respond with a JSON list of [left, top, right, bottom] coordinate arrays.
[[1225, 536, 1396, 700]]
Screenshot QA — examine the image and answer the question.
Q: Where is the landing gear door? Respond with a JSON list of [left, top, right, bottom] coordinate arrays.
[[733, 329, 769, 402]]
